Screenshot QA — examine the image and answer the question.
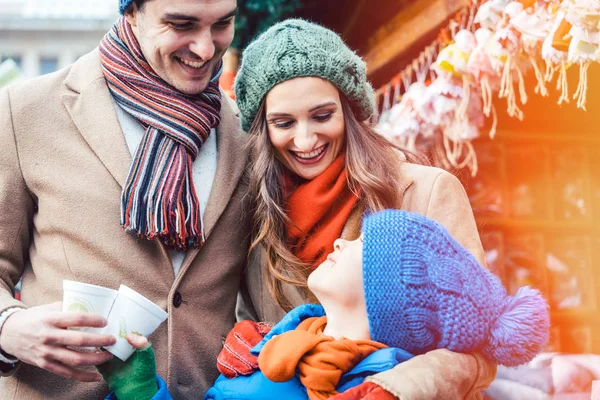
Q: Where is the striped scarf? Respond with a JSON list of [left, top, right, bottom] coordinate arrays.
[[99, 17, 222, 250]]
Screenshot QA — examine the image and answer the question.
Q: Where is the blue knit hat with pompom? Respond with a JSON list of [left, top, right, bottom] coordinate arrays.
[[361, 209, 550, 367]]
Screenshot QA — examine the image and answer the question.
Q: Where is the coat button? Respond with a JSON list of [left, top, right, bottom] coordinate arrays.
[[173, 291, 183, 308]]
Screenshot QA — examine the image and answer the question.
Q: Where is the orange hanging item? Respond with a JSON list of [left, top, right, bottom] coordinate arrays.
[[219, 70, 236, 100], [517, 0, 537, 9], [551, 17, 573, 51]]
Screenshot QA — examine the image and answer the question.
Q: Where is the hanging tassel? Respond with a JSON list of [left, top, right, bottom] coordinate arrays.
[[516, 64, 528, 105], [573, 61, 590, 110], [435, 136, 453, 170], [508, 84, 524, 121], [455, 142, 471, 169], [499, 55, 512, 99], [489, 104, 498, 139], [466, 141, 478, 177], [373, 88, 383, 124], [443, 134, 479, 177], [557, 61, 570, 105], [545, 62, 556, 83], [391, 76, 402, 105], [457, 75, 471, 121], [500, 56, 524, 120], [407, 134, 417, 153], [481, 76, 493, 117], [555, 66, 562, 91], [453, 138, 463, 165], [443, 133, 458, 167], [466, 0, 476, 31], [529, 54, 548, 97], [480, 78, 489, 117]]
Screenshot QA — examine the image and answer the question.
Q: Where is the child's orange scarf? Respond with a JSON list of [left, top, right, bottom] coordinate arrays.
[[258, 316, 385, 400]]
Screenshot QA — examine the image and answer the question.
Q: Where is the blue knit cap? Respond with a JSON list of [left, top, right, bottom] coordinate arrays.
[[361, 210, 550, 367], [119, 0, 133, 14]]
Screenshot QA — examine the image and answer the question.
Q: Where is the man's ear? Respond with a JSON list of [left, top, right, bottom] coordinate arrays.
[[123, 3, 139, 28]]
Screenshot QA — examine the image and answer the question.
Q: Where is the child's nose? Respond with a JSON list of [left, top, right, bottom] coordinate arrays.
[[333, 238, 347, 251]]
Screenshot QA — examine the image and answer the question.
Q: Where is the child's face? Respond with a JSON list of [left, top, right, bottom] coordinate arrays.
[[307, 235, 365, 308]]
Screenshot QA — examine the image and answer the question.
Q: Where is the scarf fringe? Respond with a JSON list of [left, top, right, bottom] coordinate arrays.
[[121, 131, 205, 250]]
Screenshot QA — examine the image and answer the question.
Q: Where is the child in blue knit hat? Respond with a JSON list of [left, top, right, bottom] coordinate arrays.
[[100, 209, 550, 400]]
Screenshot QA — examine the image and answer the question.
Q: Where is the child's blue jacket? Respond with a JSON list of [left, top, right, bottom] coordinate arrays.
[[105, 304, 413, 400]]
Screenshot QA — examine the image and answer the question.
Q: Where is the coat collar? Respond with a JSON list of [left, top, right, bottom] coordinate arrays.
[[62, 49, 132, 188], [61, 49, 248, 275]]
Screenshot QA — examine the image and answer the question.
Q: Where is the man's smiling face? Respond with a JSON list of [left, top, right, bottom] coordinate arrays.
[[125, 0, 237, 95]]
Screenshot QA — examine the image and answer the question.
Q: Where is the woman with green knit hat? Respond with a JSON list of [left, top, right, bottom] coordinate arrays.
[[100, 18, 501, 399], [230, 18, 497, 398]]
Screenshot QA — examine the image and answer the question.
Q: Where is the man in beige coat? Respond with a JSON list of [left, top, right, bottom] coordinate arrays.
[[0, 0, 250, 398]]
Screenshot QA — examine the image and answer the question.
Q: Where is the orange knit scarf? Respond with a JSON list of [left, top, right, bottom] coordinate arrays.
[[258, 316, 386, 400], [286, 154, 361, 269]]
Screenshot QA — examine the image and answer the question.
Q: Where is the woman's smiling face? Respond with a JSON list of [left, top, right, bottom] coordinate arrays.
[[264, 77, 345, 180]]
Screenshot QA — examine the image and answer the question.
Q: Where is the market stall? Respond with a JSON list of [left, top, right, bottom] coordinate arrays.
[[367, 0, 600, 358]]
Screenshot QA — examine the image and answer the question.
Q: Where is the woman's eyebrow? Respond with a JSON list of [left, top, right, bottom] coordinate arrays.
[[267, 102, 338, 118], [266, 112, 292, 118], [309, 102, 337, 112]]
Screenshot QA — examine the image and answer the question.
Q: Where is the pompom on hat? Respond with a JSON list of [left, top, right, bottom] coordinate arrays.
[[234, 19, 376, 131], [361, 209, 550, 367]]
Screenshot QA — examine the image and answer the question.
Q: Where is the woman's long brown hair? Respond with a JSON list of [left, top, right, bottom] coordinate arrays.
[[247, 93, 421, 311]]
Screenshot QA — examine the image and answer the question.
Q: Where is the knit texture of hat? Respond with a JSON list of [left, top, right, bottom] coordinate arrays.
[[234, 19, 375, 131], [119, 0, 133, 14], [361, 210, 550, 367]]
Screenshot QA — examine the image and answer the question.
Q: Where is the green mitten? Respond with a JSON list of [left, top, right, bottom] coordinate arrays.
[[97, 346, 159, 400]]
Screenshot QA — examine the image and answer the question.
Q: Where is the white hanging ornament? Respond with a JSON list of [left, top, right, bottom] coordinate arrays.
[[564, 0, 600, 110]]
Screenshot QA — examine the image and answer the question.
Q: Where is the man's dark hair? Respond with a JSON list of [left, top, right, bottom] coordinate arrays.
[[127, 0, 147, 13]]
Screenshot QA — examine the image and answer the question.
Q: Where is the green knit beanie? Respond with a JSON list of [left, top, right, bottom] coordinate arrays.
[[234, 19, 376, 132]]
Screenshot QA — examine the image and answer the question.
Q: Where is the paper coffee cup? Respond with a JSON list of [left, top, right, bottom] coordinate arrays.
[[102, 285, 168, 361], [62, 280, 118, 333]]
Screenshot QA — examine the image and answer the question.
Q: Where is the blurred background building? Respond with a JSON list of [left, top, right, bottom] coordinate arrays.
[[0, 0, 118, 79]]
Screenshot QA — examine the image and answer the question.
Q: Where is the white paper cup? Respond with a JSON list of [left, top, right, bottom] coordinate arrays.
[[102, 285, 168, 361], [62, 280, 118, 334]]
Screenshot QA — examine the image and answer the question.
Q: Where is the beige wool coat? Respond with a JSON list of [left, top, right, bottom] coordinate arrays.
[[238, 162, 498, 399], [0, 50, 252, 399]]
